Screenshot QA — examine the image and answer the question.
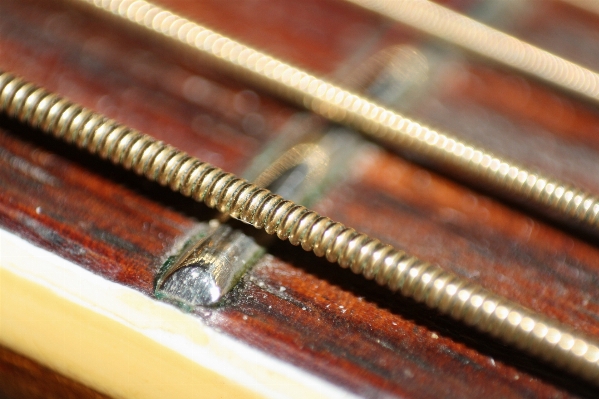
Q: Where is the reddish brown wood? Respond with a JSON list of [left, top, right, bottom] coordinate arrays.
[[448, 65, 599, 152], [412, 63, 599, 195], [1, 0, 599, 398], [0, 346, 110, 399], [507, 0, 599, 72]]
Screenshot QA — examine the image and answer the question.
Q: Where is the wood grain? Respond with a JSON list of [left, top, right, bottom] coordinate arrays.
[[1, 0, 599, 398], [0, 345, 110, 399]]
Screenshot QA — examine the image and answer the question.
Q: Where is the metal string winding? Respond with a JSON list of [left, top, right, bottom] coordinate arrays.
[[78, 0, 599, 232], [2, 71, 599, 384]]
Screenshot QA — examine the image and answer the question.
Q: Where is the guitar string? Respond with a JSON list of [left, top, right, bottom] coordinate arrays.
[[558, 0, 599, 16], [1, 71, 599, 385], [75, 0, 599, 234], [345, 0, 599, 105]]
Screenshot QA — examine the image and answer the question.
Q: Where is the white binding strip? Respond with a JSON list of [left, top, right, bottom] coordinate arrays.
[[0, 228, 358, 399]]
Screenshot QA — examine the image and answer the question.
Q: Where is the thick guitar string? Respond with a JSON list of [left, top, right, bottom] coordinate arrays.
[[2, 71, 599, 384], [346, 0, 599, 104], [77, 0, 599, 233]]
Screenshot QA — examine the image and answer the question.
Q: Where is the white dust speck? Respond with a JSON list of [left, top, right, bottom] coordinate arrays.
[[35, 207, 42, 214], [431, 333, 439, 339], [242, 315, 248, 321], [279, 286, 286, 292]]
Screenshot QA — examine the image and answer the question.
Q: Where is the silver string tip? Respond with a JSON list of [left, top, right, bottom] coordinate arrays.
[[156, 223, 263, 307]]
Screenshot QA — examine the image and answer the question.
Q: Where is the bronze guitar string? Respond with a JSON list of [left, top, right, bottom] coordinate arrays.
[[78, 0, 599, 233], [346, 0, 599, 105], [2, 71, 599, 384], [558, 0, 599, 16]]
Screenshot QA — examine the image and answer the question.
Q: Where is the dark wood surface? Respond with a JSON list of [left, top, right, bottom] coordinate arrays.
[[0, 346, 110, 399], [2, 0, 599, 398]]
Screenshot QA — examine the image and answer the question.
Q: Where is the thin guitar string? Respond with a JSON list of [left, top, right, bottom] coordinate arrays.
[[346, 0, 599, 104], [554, 0, 599, 18], [76, 0, 599, 233], [1, 71, 599, 385]]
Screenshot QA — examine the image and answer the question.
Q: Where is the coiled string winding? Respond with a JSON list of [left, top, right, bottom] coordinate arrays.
[[1, 71, 599, 384], [84, 0, 599, 231]]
